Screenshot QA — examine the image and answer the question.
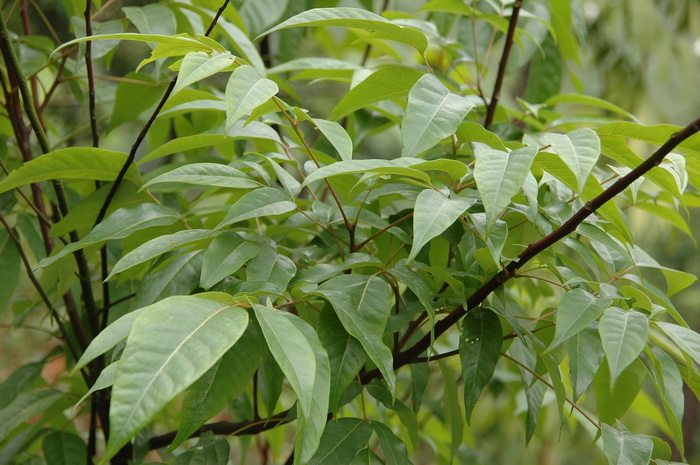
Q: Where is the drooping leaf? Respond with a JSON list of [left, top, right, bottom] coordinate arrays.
[[0, 231, 20, 311], [544, 128, 601, 192], [401, 74, 473, 158], [566, 327, 604, 400], [42, 432, 87, 465], [173, 51, 236, 95], [602, 424, 653, 465], [548, 289, 612, 350], [460, 308, 502, 422], [0, 389, 65, 444], [408, 189, 474, 262], [371, 421, 412, 465], [258, 8, 428, 52], [473, 146, 537, 235], [294, 108, 353, 161], [216, 187, 296, 229], [308, 418, 373, 465], [104, 296, 249, 461], [656, 322, 700, 367], [599, 308, 648, 388], [245, 244, 297, 294], [200, 232, 259, 289], [38, 203, 179, 268], [133, 250, 204, 307], [225, 65, 278, 132], [313, 274, 395, 393], [74, 309, 145, 372], [0, 148, 141, 194]]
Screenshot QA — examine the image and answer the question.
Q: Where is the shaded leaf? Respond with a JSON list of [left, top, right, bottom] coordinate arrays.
[[549, 289, 611, 350], [200, 232, 259, 289], [42, 432, 86, 465], [308, 418, 372, 465], [599, 308, 648, 388]]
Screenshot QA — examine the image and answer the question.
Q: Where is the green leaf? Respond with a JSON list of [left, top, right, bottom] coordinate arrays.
[[474, 146, 537, 235], [108, 229, 215, 279], [104, 296, 249, 461], [656, 322, 700, 367], [172, 323, 262, 449], [301, 159, 431, 187], [0, 231, 20, 311], [200, 232, 259, 289], [142, 163, 261, 191], [408, 189, 474, 262], [548, 289, 612, 350], [42, 432, 87, 465], [0, 362, 43, 409], [57, 33, 217, 54], [456, 122, 508, 151], [294, 108, 353, 161], [76, 362, 119, 407], [38, 203, 179, 268], [134, 250, 204, 307], [546, 94, 636, 121], [544, 128, 600, 192], [246, 244, 297, 293], [253, 303, 329, 464], [595, 358, 646, 425], [317, 308, 367, 411], [0, 389, 65, 443], [216, 187, 296, 229], [0, 148, 141, 194], [74, 309, 144, 372], [329, 67, 425, 120], [313, 274, 395, 393], [123, 5, 176, 36], [217, 19, 266, 73], [460, 308, 502, 423], [566, 327, 604, 400], [602, 424, 653, 465], [109, 72, 165, 132], [599, 308, 649, 388], [371, 421, 412, 465], [225, 65, 278, 132], [308, 418, 373, 465], [173, 51, 236, 95], [350, 448, 385, 465], [597, 122, 700, 155], [401, 74, 473, 157], [258, 8, 428, 52]]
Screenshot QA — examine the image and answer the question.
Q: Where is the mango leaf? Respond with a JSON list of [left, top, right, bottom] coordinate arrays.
[[225, 65, 278, 132], [460, 308, 502, 423], [172, 323, 262, 449], [473, 146, 537, 235], [313, 274, 395, 393], [602, 424, 653, 465], [656, 322, 700, 367], [308, 418, 373, 465], [38, 203, 179, 268], [329, 67, 424, 120], [408, 189, 474, 262], [599, 308, 648, 388], [216, 187, 296, 229], [544, 128, 600, 192], [173, 51, 236, 95], [258, 8, 428, 52], [43, 432, 86, 465], [104, 296, 249, 461], [566, 327, 604, 400], [401, 74, 474, 158], [108, 229, 215, 279], [371, 422, 412, 465], [253, 303, 329, 464], [0, 148, 140, 194], [548, 289, 612, 350], [200, 232, 259, 289], [142, 163, 261, 191]]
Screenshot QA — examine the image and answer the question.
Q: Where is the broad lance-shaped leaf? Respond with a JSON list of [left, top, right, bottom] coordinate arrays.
[[474, 146, 537, 235], [172, 51, 235, 95], [253, 304, 330, 464], [545, 128, 600, 192], [74, 308, 145, 371], [602, 424, 653, 465], [460, 308, 502, 423], [0, 148, 141, 194], [200, 232, 260, 289], [258, 7, 428, 53], [401, 74, 474, 158], [308, 418, 373, 465], [294, 108, 353, 161], [141, 163, 262, 190], [38, 203, 179, 268], [312, 274, 396, 393], [548, 289, 612, 350], [656, 322, 700, 367], [372, 421, 412, 465], [104, 296, 249, 462], [225, 65, 278, 132], [216, 187, 296, 229], [408, 189, 474, 262], [565, 327, 604, 401], [108, 229, 215, 279], [599, 307, 648, 388]]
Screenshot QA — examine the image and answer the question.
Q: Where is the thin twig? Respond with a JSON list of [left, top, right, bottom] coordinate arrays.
[[483, 0, 522, 127], [353, 211, 413, 252]]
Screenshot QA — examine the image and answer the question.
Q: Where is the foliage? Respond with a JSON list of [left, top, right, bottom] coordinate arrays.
[[0, 1, 699, 464]]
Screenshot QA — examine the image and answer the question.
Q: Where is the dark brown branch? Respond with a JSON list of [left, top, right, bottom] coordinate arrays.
[[94, 0, 232, 226], [483, 0, 522, 127]]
